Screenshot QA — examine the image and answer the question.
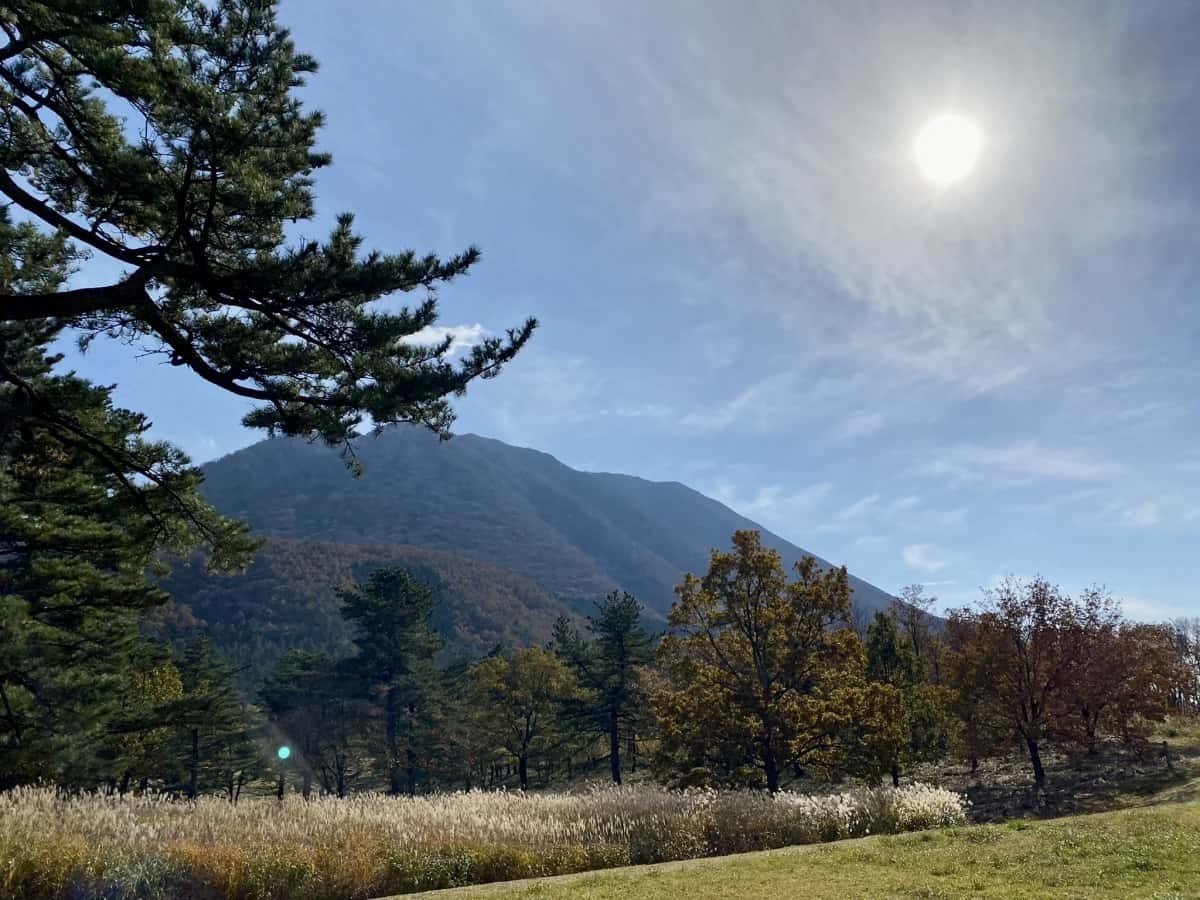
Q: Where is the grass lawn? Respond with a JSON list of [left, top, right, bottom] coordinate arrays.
[[414, 799, 1200, 899]]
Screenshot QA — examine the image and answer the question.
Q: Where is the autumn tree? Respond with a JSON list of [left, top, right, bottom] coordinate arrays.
[[0, 1, 534, 467], [341, 568, 444, 795], [943, 610, 1010, 773], [552, 591, 656, 784], [465, 647, 578, 791], [864, 611, 952, 785], [893, 584, 945, 684], [111, 657, 184, 794], [1056, 589, 1126, 754], [1166, 618, 1200, 713], [1109, 623, 1186, 745], [652, 530, 897, 793], [951, 578, 1079, 787]]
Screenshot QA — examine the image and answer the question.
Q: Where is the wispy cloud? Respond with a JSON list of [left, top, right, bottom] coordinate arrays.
[[922, 441, 1118, 487], [902, 543, 953, 574], [833, 411, 886, 442], [1121, 501, 1162, 529]]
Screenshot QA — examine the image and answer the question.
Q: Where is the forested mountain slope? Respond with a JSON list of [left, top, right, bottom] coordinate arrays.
[[195, 427, 897, 618], [155, 538, 574, 682]]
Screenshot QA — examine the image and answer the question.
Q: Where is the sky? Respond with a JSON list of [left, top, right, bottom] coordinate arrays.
[[60, 0, 1200, 619]]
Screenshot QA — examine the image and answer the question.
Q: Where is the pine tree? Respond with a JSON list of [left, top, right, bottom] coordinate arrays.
[[1, 207, 255, 787], [170, 638, 261, 801], [340, 568, 444, 795], [0, 1, 534, 459], [261, 650, 369, 798], [552, 591, 656, 784]]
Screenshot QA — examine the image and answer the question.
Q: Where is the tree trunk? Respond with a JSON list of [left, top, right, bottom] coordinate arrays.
[[187, 727, 199, 800], [763, 744, 780, 794], [609, 707, 622, 785], [385, 685, 402, 795], [301, 770, 312, 800], [518, 754, 529, 791], [406, 746, 417, 796], [969, 755, 979, 774], [891, 764, 901, 788], [276, 770, 285, 800], [1025, 736, 1047, 786], [118, 771, 131, 796]]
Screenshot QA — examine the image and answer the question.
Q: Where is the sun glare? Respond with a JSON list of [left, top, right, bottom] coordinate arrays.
[[914, 114, 981, 186]]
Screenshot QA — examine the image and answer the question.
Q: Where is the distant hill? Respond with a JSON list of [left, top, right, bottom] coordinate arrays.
[[155, 537, 576, 684], [191, 427, 897, 624]]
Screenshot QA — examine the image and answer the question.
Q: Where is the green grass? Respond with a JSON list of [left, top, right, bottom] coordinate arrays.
[[417, 800, 1200, 899]]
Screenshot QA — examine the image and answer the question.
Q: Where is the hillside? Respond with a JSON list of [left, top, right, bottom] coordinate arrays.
[[196, 427, 897, 618], [155, 538, 575, 681]]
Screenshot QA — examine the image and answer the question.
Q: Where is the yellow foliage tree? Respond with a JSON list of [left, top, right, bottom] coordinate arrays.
[[652, 530, 901, 792]]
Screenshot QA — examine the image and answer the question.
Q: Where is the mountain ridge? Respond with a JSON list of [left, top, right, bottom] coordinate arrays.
[[195, 427, 898, 619]]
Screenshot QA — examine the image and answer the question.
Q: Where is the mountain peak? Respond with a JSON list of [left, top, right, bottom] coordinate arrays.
[[199, 426, 897, 618]]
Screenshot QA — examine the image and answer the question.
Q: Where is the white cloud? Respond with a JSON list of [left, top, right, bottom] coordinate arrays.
[[833, 411, 886, 442], [923, 440, 1118, 487], [1121, 502, 1161, 529], [840, 493, 881, 521], [404, 323, 489, 356], [676, 372, 796, 435], [902, 543, 952, 574], [704, 480, 834, 525]]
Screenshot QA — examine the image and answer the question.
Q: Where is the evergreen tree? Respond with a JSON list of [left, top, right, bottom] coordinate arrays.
[[261, 650, 369, 798], [1, 206, 254, 787], [0, 1, 534, 461], [340, 568, 443, 795], [552, 591, 656, 784], [170, 638, 261, 801]]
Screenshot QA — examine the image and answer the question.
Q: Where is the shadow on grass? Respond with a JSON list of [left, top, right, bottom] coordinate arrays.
[[923, 721, 1200, 824]]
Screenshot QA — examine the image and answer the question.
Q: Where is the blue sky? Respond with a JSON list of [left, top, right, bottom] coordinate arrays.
[[62, 1, 1200, 619]]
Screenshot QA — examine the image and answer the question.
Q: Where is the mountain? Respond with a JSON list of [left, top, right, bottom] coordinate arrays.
[[155, 538, 576, 686], [191, 427, 897, 624]]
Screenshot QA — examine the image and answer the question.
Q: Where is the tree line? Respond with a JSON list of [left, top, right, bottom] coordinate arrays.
[[5, 490, 1195, 797]]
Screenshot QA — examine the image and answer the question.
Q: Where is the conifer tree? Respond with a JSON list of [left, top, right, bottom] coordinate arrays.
[[0, 1, 534, 462], [340, 568, 444, 795], [1, 212, 255, 787], [552, 591, 656, 784], [261, 650, 368, 798], [170, 637, 261, 801]]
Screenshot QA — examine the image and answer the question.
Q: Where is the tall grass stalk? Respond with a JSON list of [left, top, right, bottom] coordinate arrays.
[[0, 783, 967, 899]]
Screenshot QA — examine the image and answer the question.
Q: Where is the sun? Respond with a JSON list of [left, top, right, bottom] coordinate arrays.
[[914, 114, 981, 186]]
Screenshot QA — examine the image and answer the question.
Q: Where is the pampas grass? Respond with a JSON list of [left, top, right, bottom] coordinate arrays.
[[0, 783, 967, 899]]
